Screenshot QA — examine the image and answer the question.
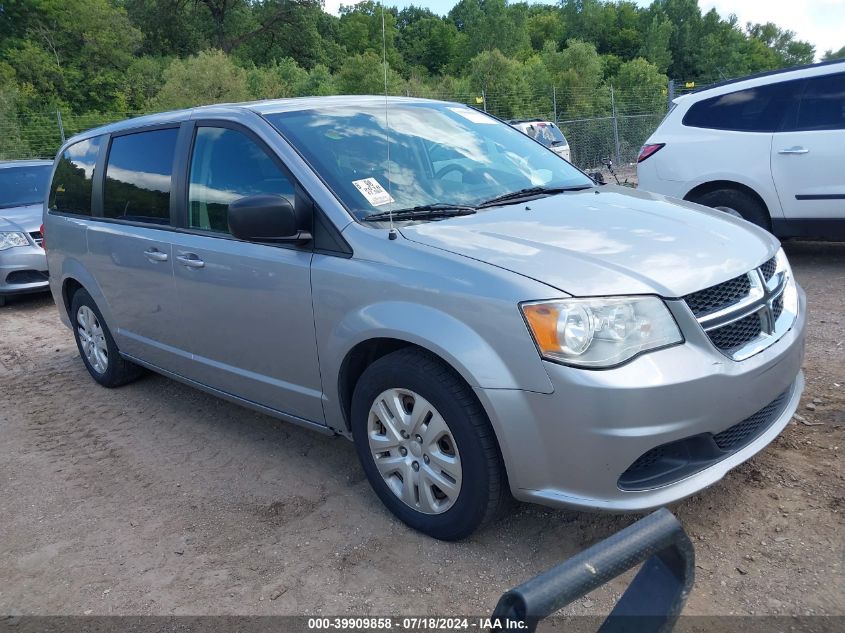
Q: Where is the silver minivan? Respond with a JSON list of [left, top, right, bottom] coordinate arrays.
[[44, 97, 806, 540]]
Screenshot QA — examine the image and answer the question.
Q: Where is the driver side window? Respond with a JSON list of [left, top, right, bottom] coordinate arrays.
[[188, 127, 295, 233]]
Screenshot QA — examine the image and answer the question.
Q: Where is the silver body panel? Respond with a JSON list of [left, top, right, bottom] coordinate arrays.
[[44, 97, 806, 512], [0, 205, 49, 297]]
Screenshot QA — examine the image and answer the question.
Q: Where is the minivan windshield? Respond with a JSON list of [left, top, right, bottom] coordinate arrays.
[[0, 165, 51, 209], [266, 103, 592, 221]]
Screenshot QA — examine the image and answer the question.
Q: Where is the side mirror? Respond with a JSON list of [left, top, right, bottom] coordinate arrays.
[[227, 194, 311, 244]]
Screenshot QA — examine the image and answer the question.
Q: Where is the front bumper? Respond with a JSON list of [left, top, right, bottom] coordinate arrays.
[[0, 244, 49, 296], [476, 287, 806, 512]]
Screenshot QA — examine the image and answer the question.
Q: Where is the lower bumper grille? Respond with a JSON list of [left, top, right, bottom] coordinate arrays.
[[618, 386, 792, 491], [5, 270, 49, 285]]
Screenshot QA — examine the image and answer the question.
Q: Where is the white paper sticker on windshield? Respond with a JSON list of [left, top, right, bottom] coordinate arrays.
[[352, 178, 395, 206], [449, 107, 494, 124]]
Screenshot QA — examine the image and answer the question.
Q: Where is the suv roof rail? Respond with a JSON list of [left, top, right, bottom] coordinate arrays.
[[689, 58, 845, 94]]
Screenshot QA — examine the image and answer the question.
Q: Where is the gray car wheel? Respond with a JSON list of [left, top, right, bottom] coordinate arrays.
[[70, 288, 143, 388], [352, 348, 509, 540]]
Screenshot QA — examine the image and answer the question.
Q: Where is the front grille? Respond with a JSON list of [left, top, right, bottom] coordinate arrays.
[[619, 387, 792, 490], [29, 231, 44, 248], [683, 273, 751, 317], [707, 312, 763, 351], [713, 390, 790, 451], [772, 295, 784, 321], [760, 256, 777, 281]]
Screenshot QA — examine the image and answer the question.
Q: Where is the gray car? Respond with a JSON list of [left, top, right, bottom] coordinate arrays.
[[1, 160, 52, 306], [43, 97, 806, 540]]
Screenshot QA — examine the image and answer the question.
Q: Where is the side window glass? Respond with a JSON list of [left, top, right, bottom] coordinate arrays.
[[103, 128, 178, 224], [188, 127, 295, 233], [49, 137, 102, 215], [793, 73, 845, 131], [682, 80, 798, 132]]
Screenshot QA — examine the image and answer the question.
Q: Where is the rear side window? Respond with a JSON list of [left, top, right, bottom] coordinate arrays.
[[682, 80, 799, 132], [49, 137, 103, 215], [103, 128, 178, 224], [187, 127, 295, 234], [791, 73, 845, 131]]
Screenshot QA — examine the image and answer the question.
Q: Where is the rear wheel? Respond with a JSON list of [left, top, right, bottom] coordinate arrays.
[[70, 288, 143, 387], [351, 348, 509, 540], [692, 188, 771, 231]]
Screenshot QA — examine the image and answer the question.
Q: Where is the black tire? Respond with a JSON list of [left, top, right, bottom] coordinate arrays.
[[351, 348, 509, 540], [70, 288, 143, 388], [692, 188, 771, 231], [0, 295, 6, 307]]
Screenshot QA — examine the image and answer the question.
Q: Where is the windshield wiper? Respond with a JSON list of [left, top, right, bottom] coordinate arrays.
[[365, 203, 477, 222], [476, 185, 591, 208]]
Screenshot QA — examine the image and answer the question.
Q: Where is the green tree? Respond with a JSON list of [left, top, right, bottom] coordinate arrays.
[[335, 51, 403, 95], [152, 49, 252, 109], [823, 46, 845, 61]]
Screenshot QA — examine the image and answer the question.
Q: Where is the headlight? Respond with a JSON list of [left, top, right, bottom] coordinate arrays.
[[0, 232, 30, 251], [521, 296, 683, 368]]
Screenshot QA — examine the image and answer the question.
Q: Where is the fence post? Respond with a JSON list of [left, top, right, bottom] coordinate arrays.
[[56, 109, 66, 144], [552, 86, 557, 122], [481, 89, 487, 113], [610, 84, 621, 165], [667, 78, 675, 110]]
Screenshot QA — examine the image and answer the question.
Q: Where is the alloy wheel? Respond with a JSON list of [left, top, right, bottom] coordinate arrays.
[[77, 305, 108, 374]]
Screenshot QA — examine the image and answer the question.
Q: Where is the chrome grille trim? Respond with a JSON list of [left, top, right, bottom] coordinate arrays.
[[683, 254, 797, 361]]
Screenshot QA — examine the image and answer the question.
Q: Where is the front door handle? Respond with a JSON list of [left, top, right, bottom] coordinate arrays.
[[143, 248, 168, 262], [778, 146, 809, 154], [176, 254, 205, 269]]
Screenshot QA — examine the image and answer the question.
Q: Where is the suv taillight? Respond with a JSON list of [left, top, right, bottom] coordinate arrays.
[[637, 143, 665, 163], [40, 223, 46, 251]]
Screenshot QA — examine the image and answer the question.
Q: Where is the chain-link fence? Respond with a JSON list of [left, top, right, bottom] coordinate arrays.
[[3, 80, 693, 173]]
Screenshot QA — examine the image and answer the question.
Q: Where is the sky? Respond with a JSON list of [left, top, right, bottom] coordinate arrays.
[[323, 0, 845, 60]]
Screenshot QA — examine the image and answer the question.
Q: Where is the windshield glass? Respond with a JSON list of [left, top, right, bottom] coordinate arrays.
[[522, 122, 566, 147], [0, 165, 51, 209], [266, 103, 591, 220]]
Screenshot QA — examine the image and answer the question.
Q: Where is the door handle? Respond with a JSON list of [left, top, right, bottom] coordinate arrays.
[[143, 248, 168, 262], [778, 146, 809, 154], [176, 254, 205, 269]]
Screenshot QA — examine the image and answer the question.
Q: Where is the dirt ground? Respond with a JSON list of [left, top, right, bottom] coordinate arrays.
[[0, 241, 842, 618]]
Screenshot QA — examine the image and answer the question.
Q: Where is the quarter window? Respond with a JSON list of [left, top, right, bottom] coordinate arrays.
[[103, 128, 178, 224], [188, 127, 295, 233], [682, 80, 799, 132], [792, 73, 845, 131], [49, 137, 103, 215]]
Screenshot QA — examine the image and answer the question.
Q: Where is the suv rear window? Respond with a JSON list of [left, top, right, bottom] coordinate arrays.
[[49, 137, 103, 216], [103, 128, 178, 224], [682, 80, 799, 132], [791, 72, 845, 131]]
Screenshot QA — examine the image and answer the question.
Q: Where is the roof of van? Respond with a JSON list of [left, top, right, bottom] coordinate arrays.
[[62, 96, 457, 145], [0, 159, 53, 168]]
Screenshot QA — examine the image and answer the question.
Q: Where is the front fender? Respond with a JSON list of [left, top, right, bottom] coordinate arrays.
[[319, 300, 554, 432]]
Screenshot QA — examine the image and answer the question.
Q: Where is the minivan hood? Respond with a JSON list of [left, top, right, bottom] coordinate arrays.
[[0, 203, 42, 233], [400, 187, 777, 297]]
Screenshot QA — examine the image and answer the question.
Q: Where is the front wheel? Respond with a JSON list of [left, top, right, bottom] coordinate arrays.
[[351, 348, 509, 540]]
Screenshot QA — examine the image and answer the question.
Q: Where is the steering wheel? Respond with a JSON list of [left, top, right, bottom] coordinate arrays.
[[435, 163, 469, 180]]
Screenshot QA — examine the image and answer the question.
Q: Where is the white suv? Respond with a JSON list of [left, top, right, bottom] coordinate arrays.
[[637, 60, 845, 239]]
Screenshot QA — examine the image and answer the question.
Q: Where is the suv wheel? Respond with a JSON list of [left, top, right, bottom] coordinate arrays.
[[70, 288, 143, 387], [692, 188, 771, 231], [351, 348, 509, 540]]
